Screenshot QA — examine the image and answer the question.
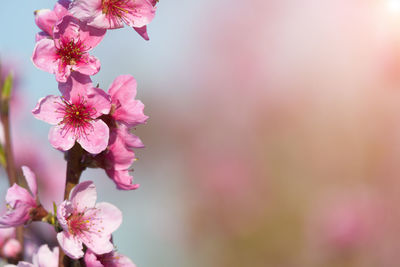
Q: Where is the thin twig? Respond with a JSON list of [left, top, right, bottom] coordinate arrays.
[[1, 109, 24, 261], [59, 143, 86, 267]]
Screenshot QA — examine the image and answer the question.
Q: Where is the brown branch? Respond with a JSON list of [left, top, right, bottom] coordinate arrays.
[[59, 143, 86, 267], [64, 143, 86, 200]]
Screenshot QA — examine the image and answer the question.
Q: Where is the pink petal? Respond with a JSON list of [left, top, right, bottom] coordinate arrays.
[[69, 0, 105, 26], [54, 15, 105, 49], [58, 72, 92, 100], [32, 95, 63, 125], [15, 263, 34, 267], [114, 99, 148, 126], [34, 9, 58, 36], [35, 32, 50, 42], [69, 181, 97, 211], [6, 184, 35, 208], [85, 88, 111, 118], [74, 54, 101, 77], [84, 250, 103, 267], [32, 39, 58, 74], [121, 0, 156, 28], [2, 238, 22, 259], [94, 202, 122, 234], [54, 0, 71, 18], [119, 125, 145, 149], [53, 16, 81, 43], [56, 200, 74, 231], [32, 245, 59, 267], [77, 119, 109, 154], [114, 254, 137, 267], [57, 232, 84, 260], [48, 125, 76, 152], [77, 23, 106, 49], [109, 75, 137, 100], [91, 12, 124, 29], [107, 130, 136, 170], [0, 203, 32, 228], [134, 25, 150, 41], [21, 166, 37, 198], [82, 233, 114, 256], [106, 169, 140, 190], [109, 75, 149, 125], [55, 60, 71, 83]]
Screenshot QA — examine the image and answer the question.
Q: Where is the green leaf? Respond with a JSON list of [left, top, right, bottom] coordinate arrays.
[[0, 144, 6, 168], [1, 73, 13, 114], [1, 73, 12, 101]]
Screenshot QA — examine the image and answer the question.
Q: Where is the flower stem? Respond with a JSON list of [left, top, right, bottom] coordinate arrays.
[[60, 143, 86, 267], [64, 143, 86, 199]]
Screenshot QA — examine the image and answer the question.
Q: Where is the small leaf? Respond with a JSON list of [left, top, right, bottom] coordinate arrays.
[[1, 73, 13, 114], [0, 144, 6, 168], [1, 73, 12, 101], [53, 201, 57, 215]]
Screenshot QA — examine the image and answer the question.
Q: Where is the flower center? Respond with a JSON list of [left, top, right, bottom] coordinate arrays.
[[57, 97, 97, 138], [56, 37, 85, 66], [67, 212, 90, 235], [101, 0, 130, 18]]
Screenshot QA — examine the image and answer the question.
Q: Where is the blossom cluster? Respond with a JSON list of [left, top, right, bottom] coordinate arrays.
[[0, 0, 158, 265]]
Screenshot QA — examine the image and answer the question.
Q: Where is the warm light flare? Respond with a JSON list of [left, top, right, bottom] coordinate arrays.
[[387, 0, 400, 13]]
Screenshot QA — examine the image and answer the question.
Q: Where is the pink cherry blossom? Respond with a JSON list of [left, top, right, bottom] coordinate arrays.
[[90, 75, 147, 189], [84, 249, 136, 267], [104, 75, 147, 189], [133, 0, 158, 40], [32, 75, 111, 154], [102, 125, 142, 190], [0, 166, 38, 228], [108, 75, 148, 127], [32, 245, 59, 267], [70, 0, 156, 40], [56, 181, 122, 259], [34, 0, 71, 42], [2, 238, 22, 259], [0, 228, 21, 258], [32, 15, 106, 82], [5, 244, 59, 267]]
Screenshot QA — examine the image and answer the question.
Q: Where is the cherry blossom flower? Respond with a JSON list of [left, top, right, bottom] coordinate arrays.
[[0, 228, 22, 259], [132, 0, 158, 40], [84, 249, 136, 267], [92, 75, 147, 189], [32, 245, 59, 267], [0, 166, 38, 228], [5, 244, 59, 267], [32, 74, 111, 154], [56, 181, 122, 259], [34, 0, 71, 42], [69, 0, 156, 40], [108, 75, 148, 128], [2, 238, 22, 259], [32, 15, 106, 82], [103, 125, 142, 190]]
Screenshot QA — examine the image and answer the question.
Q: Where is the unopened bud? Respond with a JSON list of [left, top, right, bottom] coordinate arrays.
[[2, 238, 21, 258]]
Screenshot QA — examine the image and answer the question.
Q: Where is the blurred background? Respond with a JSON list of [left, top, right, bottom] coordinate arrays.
[[4, 0, 400, 266]]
